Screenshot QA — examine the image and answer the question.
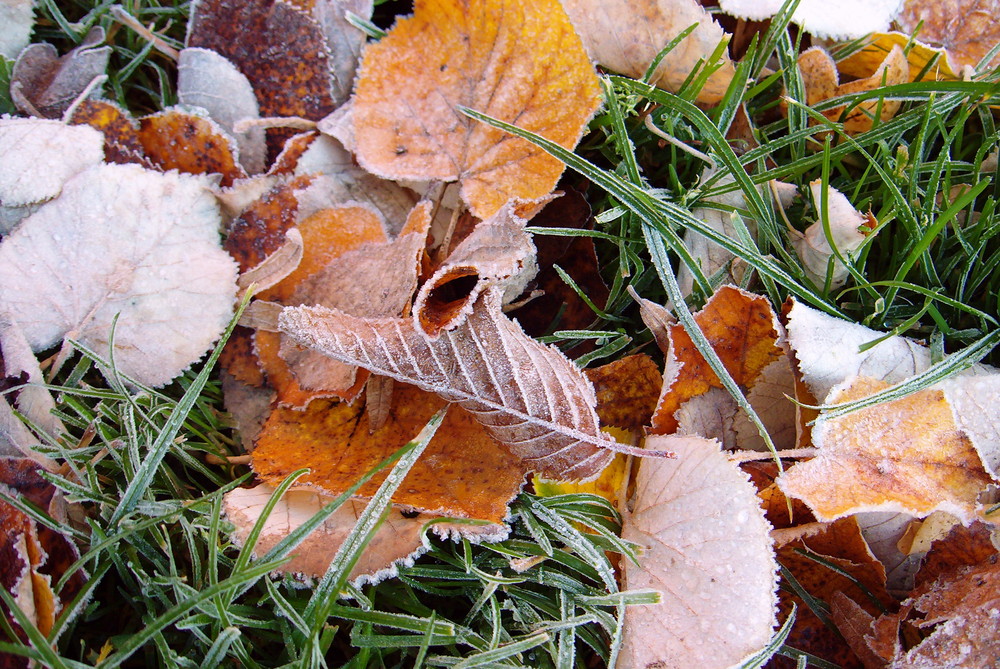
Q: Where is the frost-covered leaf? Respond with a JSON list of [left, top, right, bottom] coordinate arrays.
[[620, 435, 778, 668], [790, 179, 877, 289], [139, 107, 248, 187], [350, 0, 600, 219], [280, 287, 617, 480], [0, 164, 238, 387], [11, 26, 110, 118], [251, 383, 527, 522], [177, 47, 266, 174], [66, 99, 148, 167], [299, 0, 372, 107], [223, 485, 429, 583], [719, 0, 903, 40], [778, 376, 994, 523], [0, 0, 34, 60], [0, 118, 103, 209], [561, 0, 735, 104]]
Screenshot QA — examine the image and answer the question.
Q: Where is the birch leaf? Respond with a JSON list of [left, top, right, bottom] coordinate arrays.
[[561, 0, 735, 105], [620, 435, 778, 668], [280, 287, 616, 480], [0, 164, 238, 387], [350, 0, 600, 219]]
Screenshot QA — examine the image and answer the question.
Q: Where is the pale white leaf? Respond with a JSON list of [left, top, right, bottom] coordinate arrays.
[[0, 164, 238, 387], [719, 0, 903, 40], [310, 0, 372, 106], [789, 180, 872, 289], [0, 118, 104, 208], [177, 47, 266, 174], [279, 287, 616, 480], [0, 0, 34, 60], [621, 435, 778, 668]]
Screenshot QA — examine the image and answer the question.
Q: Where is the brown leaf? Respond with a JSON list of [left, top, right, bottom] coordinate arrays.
[[897, 0, 1000, 73], [251, 383, 527, 522], [620, 435, 777, 667], [561, 0, 735, 104], [894, 556, 1000, 668], [11, 26, 110, 118], [187, 0, 337, 156], [829, 592, 895, 669], [777, 376, 994, 523], [913, 521, 999, 590], [138, 108, 248, 187], [279, 287, 617, 480], [585, 354, 662, 430], [350, 0, 600, 219]]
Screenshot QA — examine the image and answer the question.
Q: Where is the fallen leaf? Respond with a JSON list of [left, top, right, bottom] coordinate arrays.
[[784, 299, 1000, 479], [836, 32, 963, 82], [829, 591, 897, 668], [894, 556, 1000, 668], [414, 202, 536, 338], [0, 118, 104, 209], [587, 354, 663, 431], [223, 484, 430, 583], [0, 164, 238, 387], [790, 45, 908, 135], [719, 0, 903, 40], [912, 520, 999, 590], [897, 0, 1000, 73], [560, 0, 735, 104], [11, 26, 110, 118], [0, 0, 33, 60], [187, 0, 337, 156], [0, 458, 85, 651], [789, 179, 877, 288], [280, 286, 617, 480], [350, 0, 600, 219], [66, 99, 148, 167], [286, 0, 372, 107], [177, 47, 266, 174], [855, 511, 924, 594], [777, 376, 994, 523], [138, 107, 248, 187], [620, 435, 778, 667], [647, 285, 796, 452], [251, 383, 527, 523]]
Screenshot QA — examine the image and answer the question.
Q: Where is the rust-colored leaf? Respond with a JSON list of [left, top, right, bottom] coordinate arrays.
[[350, 0, 600, 218], [586, 354, 662, 431], [777, 376, 994, 523], [67, 99, 148, 166], [138, 108, 247, 187], [252, 383, 527, 523], [897, 0, 1000, 73]]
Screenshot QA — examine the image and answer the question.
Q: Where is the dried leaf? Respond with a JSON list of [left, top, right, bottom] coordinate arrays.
[[829, 591, 896, 668], [288, 0, 372, 107], [587, 354, 663, 431], [777, 376, 994, 523], [66, 99, 148, 167], [913, 521, 999, 590], [648, 286, 796, 452], [251, 383, 527, 522], [719, 0, 903, 40], [0, 164, 238, 387], [350, 0, 600, 219], [897, 0, 1000, 73], [11, 26, 110, 118], [894, 557, 1000, 668], [177, 47, 266, 174], [561, 0, 735, 104], [790, 179, 877, 288], [187, 0, 337, 155], [790, 45, 908, 135], [0, 118, 104, 208], [620, 435, 777, 667], [280, 287, 616, 480], [223, 485, 429, 583], [415, 202, 536, 338], [856, 511, 924, 595], [0, 0, 33, 60], [138, 107, 248, 187], [837, 32, 963, 82]]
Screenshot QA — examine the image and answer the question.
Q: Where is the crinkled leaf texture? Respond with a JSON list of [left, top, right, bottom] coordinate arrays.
[[621, 435, 778, 668], [279, 288, 616, 480], [0, 164, 238, 387]]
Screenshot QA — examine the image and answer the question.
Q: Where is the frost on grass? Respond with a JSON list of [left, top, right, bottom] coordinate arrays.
[[0, 164, 238, 387]]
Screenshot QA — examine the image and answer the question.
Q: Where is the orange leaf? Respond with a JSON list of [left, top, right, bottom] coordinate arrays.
[[351, 0, 600, 219], [648, 286, 791, 450], [778, 376, 994, 523], [67, 99, 148, 167], [251, 383, 527, 523], [897, 0, 1000, 73], [138, 108, 247, 187]]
